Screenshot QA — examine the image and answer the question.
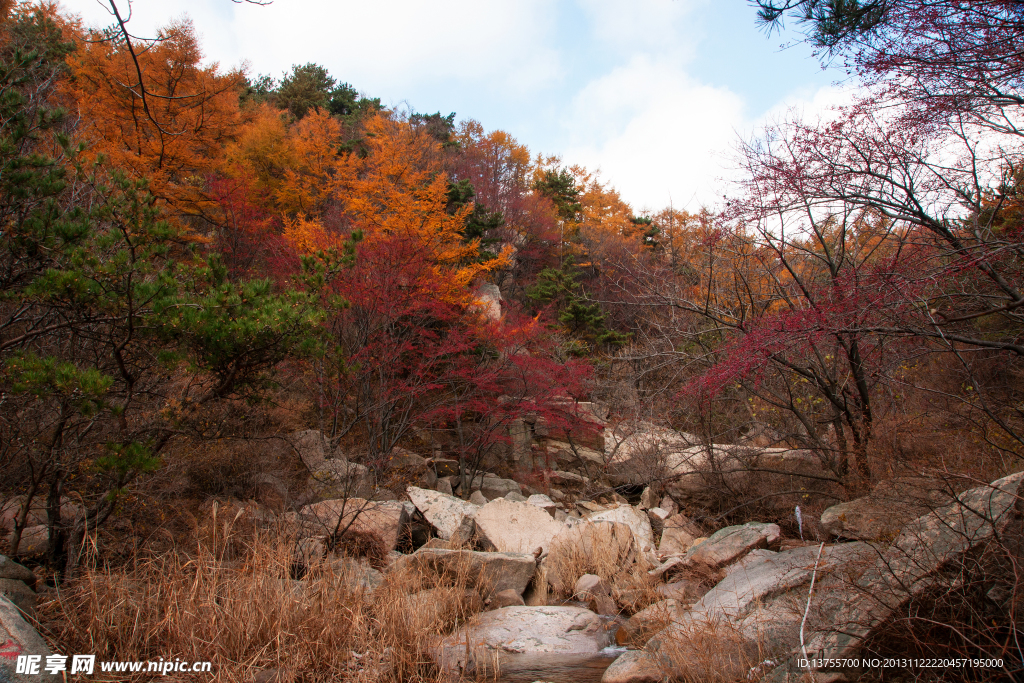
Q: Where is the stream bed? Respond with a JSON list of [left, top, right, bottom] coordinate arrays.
[[486, 648, 625, 683]]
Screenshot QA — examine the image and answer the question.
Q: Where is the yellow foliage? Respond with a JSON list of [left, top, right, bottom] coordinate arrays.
[[68, 18, 244, 227]]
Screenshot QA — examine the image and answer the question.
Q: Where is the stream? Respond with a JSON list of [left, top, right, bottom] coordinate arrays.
[[477, 648, 625, 683]]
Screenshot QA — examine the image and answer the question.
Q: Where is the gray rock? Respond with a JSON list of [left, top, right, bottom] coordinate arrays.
[[434, 477, 453, 495], [11, 526, 48, 558], [428, 458, 460, 478], [586, 505, 656, 555], [480, 477, 522, 501], [682, 521, 781, 569], [659, 495, 678, 516], [0, 594, 60, 681], [504, 491, 527, 502], [601, 650, 664, 683], [407, 486, 479, 541], [618, 599, 683, 646], [433, 606, 616, 673], [0, 556, 36, 588], [0, 579, 36, 619], [289, 429, 330, 472], [489, 588, 525, 609], [328, 557, 384, 592], [391, 547, 536, 598], [688, 542, 876, 625], [803, 471, 1024, 661], [474, 498, 565, 554], [526, 494, 558, 516], [658, 514, 697, 556], [573, 574, 616, 615], [469, 490, 488, 506], [820, 476, 954, 541], [300, 498, 412, 551], [311, 459, 375, 498]]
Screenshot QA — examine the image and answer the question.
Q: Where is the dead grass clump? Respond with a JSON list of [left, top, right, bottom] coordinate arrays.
[[40, 529, 477, 683], [546, 521, 636, 598], [328, 529, 389, 570], [652, 619, 764, 683]]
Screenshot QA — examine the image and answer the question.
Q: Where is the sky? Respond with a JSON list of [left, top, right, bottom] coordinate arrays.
[[61, 0, 853, 213]]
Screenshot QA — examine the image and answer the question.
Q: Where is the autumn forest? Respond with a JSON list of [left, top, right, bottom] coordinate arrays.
[[2, 1, 1024, 681]]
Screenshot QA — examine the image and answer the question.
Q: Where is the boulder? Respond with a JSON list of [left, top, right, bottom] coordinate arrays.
[[310, 459, 375, 498], [544, 440, 606, 468], [10, 526, 48, 558], [820, 476, 955, 541], [659, 495, 678, 516], [0, 555, 36, 589], [601, 650, 664, 683], [586, 505, 656, 554], [406, 487, 479, 541], [391, 547, 536, 598], [434, 477, 453, 496], [384, 447, 427, 470], [428, 458, 460, 478], [604, 421, 699, 485], [474, 282, 503, 321], [504, 491, 527, 502], [682, 522, 781, 570], [658, 514, 701, 556], [646, 507, 670, 535], [300, 498, 412, 551], [469, 490, 488, 506], [433, 606, 617, 673], [617, 599, 683, 646], [473, 498, 565, 554], [687, 543, 876, 627], [253, 473, 289, 512], [0, 579, 36, 619], [573, 574, 616, 615], [488, 588, 525, 609], [639, 487, 656, 510], [0, 594, 60, 682], [526, 494, 558, 516], [290, 429, 330, 472], [802, 471, 1024, 664]]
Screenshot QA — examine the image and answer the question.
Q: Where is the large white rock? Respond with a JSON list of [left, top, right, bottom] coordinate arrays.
[[289, 429, 330, 471], [474, 498, 565, 554], [433, 606, 617, 673], [407, 486, 479, 541], [804, 471, 1024, 661], [586, 505, 656, 554], [1, 595, 60, 681], [299, 498, 413, 551], [681, 521, 781, 570], [390, 547, 536, 598]]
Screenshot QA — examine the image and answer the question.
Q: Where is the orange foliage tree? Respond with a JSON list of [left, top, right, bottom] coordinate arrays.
[[69, 18, 244, 228]]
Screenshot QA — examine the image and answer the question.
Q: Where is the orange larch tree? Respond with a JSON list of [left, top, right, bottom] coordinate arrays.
[[68, 18, 244, 229]]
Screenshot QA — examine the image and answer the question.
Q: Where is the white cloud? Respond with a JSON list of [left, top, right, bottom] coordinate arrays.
[[561, 55, 746, 212]]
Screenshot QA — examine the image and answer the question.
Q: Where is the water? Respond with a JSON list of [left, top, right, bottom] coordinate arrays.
[[486, 648, 626, 683]]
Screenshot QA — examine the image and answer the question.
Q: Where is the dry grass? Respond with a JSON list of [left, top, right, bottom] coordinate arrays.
[[544, 521, 660, 614], [650, 618, 766, 683], [38, 527, 485, 683]]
